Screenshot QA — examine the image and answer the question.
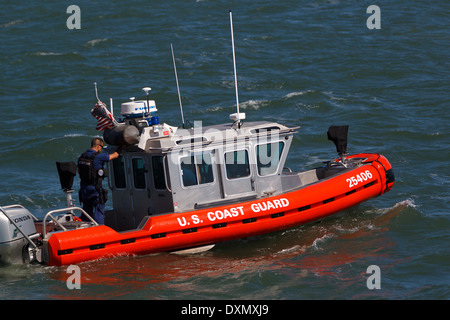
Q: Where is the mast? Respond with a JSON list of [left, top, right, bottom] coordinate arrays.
[[229, 10, 242, 128], [171, 43, 186, 128]]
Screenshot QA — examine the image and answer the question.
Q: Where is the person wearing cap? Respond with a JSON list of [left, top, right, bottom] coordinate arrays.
[[77, 138, 120, 224]]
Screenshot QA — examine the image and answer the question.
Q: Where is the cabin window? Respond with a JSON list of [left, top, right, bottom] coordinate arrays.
[[132, 157, 146, 189], [152, 156, 166, 190], [181, 156, 197, 187], [180, 153, 214, 187], [225, 150, 250, 179], [112, 155, 126, 188], [256, 141, 284, 176]]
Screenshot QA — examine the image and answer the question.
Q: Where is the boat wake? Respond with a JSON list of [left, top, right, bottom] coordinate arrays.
[[268, 199, 416, 258]]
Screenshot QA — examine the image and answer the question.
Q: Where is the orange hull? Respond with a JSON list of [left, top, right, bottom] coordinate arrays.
[[46, 153, 394, 266]]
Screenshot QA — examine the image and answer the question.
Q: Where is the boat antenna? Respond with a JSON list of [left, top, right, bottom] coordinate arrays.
[[94, 82, 100, 102], [171, 43, 186, 128], [142, 87, 151, 115], [229, 10, 242, 129]]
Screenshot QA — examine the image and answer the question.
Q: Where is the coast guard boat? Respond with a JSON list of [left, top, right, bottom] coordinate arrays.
[[0, 93, 394, 266], [0, 13, 394, 266]]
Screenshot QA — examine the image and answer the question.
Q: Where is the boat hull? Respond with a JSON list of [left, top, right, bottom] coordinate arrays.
[[45, 153, 394, 266]]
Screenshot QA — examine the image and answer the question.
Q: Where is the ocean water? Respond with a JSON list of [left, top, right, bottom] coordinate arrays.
[[0, 0, 448, 301]]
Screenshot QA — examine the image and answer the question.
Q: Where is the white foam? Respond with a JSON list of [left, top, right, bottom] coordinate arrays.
[[239, 99, 268, 110], [284, 90, 313, 99], [0, 19, 24, 28], [33, 52, 62, 56], [311, 234, 334, 250], [85, 38, 108, 47], [64, 133, 86, 138], [394, 198, 417, 209]]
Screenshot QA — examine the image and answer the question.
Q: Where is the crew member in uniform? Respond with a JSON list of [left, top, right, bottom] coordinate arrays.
[[77, 138, 121, 224]]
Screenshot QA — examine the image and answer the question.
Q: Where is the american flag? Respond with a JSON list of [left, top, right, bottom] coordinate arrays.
[[91, 100, 118, 131]]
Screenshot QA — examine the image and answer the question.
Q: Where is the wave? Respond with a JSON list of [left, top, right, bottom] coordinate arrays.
[[283, 90, 314, 99], [84, 38, 109, 47], [311, 233, 335, 250], [239, 99, 269, 110], [29, 51, 86, 61], [43, 133, 90, 143], [32, 52, 63, 56], [0, 19, 24, 28], [395, 198, 417, 208], [270, 198, 417, 258], [64, 133, 87, 138], [197, 99, 270, 114]]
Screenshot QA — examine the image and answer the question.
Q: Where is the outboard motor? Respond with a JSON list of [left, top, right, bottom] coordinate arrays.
[[0, 206, 39, 264], [0, 162, 77, 265]]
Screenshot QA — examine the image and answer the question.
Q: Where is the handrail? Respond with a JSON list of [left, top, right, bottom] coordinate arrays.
[[42, 206, 98, 238], [163, 155, 172, 192]]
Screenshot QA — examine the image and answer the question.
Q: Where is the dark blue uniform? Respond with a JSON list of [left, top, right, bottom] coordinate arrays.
[[79, 149, 110, 224]]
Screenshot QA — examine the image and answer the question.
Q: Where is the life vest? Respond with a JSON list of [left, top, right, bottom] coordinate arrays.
[[77, 151, 100, 186]]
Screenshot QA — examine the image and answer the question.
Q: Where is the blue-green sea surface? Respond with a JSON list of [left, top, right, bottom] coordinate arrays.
[[0, 0, 448, 300]]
